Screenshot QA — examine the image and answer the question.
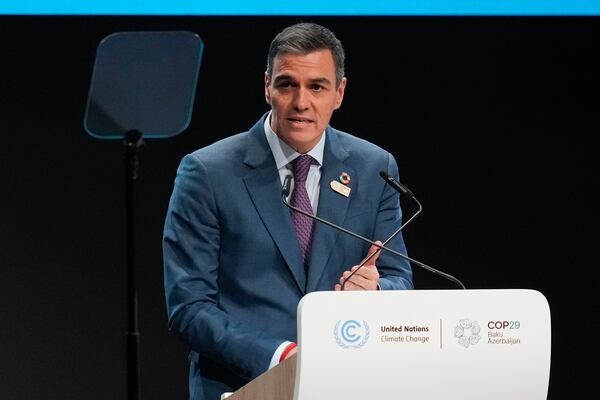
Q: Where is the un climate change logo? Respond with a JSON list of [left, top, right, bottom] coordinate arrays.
[[334, 320, 370, 349]]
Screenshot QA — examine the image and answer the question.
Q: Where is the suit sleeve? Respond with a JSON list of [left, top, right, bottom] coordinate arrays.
[[374, 153, 414, 290], [163, 154, 283, 380]]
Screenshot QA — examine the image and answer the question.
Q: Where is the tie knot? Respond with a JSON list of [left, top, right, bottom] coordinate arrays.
[[292, 154, 314, 183]]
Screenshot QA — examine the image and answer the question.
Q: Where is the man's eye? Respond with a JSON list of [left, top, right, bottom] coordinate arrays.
[[277, 81, 293, 89], [311, 84, 322, 91]]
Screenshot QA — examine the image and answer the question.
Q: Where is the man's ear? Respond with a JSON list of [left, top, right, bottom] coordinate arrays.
[[264, 71, 271, 105], [334, 77, 347, 110]]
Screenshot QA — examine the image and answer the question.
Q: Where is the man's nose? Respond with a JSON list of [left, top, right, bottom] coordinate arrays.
[[292, 87, 309, 111]]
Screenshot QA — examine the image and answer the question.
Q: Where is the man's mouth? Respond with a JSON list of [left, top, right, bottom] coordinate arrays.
[[287, 117, 313, 124]]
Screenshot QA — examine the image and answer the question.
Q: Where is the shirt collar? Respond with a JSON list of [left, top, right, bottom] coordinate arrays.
[[263, 111, 325, 170]]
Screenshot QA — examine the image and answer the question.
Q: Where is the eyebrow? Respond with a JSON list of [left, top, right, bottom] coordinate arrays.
[[273, 75, 332, 86], [309, 77, 332, 86]]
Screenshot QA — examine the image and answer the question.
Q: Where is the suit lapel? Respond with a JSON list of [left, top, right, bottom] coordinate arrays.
[[306, 129, 353, 292], [242, 118, 306, 293]]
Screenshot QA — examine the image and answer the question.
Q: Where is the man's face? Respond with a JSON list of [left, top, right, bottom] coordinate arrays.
[[265, 49, 346, 154]]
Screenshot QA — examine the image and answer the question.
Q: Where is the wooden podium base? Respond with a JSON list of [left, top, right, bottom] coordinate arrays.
[[226, 354, 297, 400]]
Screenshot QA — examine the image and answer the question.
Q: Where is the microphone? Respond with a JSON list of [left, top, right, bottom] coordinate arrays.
[[379, 170, 415, 198], [281, 174, 466, 289], [378, 171, 466, 289], [339, 173, 422, 290]]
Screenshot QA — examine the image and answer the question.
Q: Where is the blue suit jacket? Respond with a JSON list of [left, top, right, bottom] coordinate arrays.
[[163, 115, 413, 400]]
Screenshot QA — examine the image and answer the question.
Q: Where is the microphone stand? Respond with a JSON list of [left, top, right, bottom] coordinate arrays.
[[124, 129, 143, 400], [340, 194, 422, 290], [281, 175, 466, 289]]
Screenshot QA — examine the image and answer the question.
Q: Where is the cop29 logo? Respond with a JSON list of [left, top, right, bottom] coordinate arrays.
[[454, 318, 481, 348], [334, 320, 370, 349]]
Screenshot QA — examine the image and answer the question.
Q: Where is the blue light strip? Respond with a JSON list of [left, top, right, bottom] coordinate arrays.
[[1, 0, 600, 16]]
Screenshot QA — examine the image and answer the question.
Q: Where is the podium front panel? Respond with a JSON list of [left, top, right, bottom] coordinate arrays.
[[295, 289, 550, 400]]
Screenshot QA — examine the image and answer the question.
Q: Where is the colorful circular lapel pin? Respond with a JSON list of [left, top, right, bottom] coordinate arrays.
[[339, 172, 351, 185]]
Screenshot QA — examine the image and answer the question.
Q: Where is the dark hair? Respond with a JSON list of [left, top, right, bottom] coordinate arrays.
[[266, 22, 345, 87]]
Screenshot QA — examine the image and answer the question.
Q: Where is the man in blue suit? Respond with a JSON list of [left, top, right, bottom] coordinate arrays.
[[163, 22, 413, 400]]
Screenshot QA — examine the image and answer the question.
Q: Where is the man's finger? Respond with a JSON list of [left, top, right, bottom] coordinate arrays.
[[364, 240, 383, 268], [340, 270, 377, 290], [344, 265, 378, 281]]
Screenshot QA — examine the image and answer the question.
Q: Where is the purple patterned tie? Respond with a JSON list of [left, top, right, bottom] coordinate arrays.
[[290, 154, 316, 270]]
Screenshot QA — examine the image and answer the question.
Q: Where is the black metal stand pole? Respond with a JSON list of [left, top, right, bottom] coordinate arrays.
[[124, 130, 144, 400]]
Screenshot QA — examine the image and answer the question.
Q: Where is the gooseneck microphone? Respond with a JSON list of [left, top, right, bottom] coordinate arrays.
[[281, 173, 466, 289], [378, 171, 465, 289], [339, 176, 422, 290], [379, 170, 415, 198]]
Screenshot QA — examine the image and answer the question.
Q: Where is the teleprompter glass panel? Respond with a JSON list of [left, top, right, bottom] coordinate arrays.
[[84, 31, 203, 139]]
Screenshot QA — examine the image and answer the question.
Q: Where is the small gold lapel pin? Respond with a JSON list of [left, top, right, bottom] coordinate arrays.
[[330, 180, 351, 197]]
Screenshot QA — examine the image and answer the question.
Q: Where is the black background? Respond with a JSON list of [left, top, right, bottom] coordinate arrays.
[[0, 16, 597, 399]]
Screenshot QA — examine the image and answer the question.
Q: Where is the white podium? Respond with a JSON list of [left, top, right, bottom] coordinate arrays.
[[227, 289, 551, 400]]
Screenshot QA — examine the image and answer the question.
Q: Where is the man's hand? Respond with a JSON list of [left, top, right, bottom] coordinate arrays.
[[334, 241, 381, 291]]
